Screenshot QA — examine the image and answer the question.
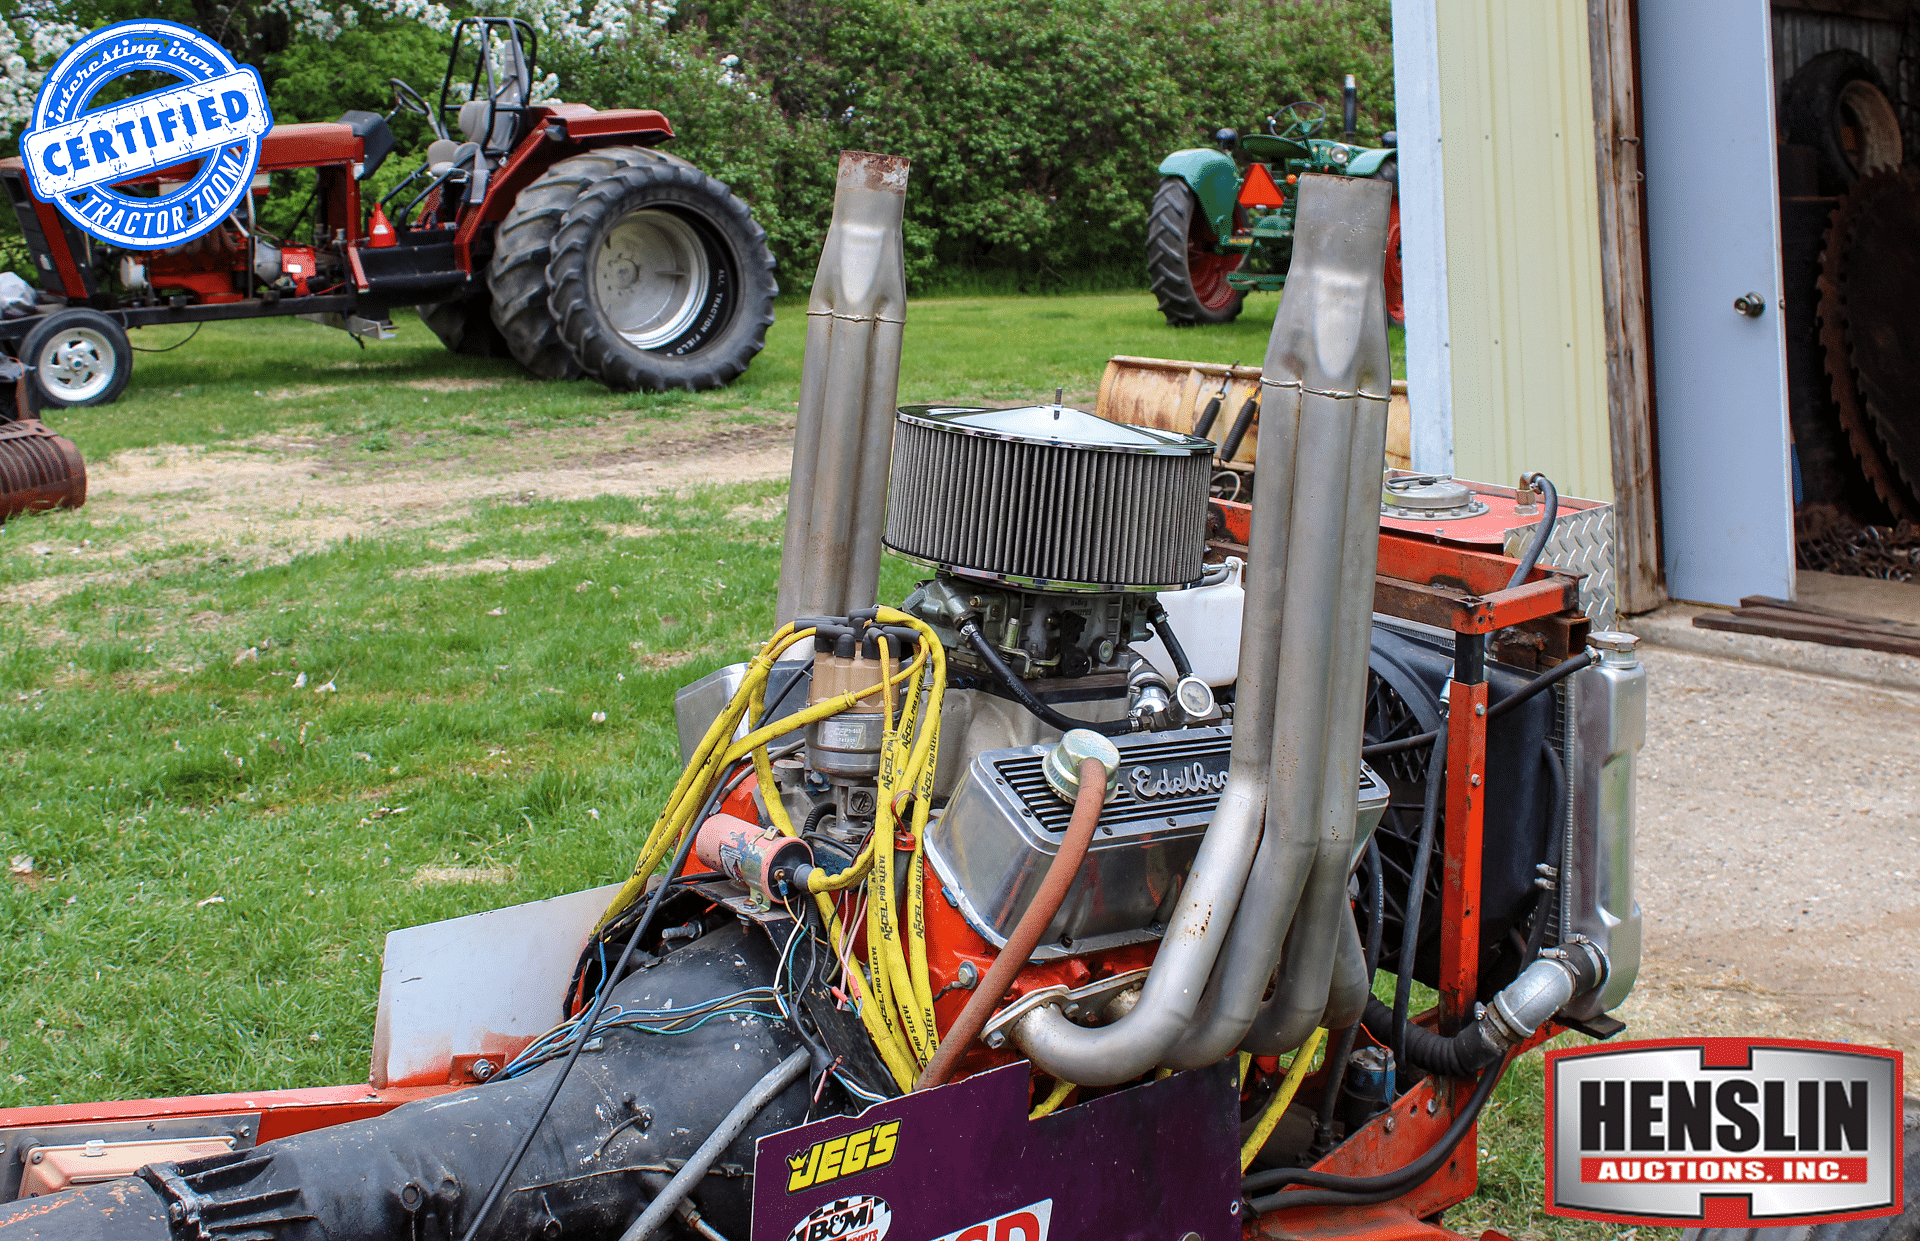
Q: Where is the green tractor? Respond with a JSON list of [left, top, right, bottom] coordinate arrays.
[[1149, 78, 1403, 326]]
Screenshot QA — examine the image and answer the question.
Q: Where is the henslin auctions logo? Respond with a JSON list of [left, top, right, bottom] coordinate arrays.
[[1546, 1039, 1904, 1227]]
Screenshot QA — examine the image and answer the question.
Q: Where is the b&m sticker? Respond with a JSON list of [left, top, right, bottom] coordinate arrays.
[[21, 20, 273, 250]]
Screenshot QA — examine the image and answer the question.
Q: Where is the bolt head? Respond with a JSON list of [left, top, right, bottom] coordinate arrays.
[[471, 1058, 497, 1081], [985, 1030, 1007, 1049], [29, 1151, 43, 1164]]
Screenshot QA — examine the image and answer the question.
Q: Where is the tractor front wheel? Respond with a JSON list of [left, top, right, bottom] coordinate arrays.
[[417, 294, 508, 358], [546, 162, 776, 392], [1147, 177, 1245, 327], [21, 309, 131, 408]]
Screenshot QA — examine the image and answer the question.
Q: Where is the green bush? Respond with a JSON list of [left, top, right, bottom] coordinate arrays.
[[545, 0, 1394, 291]]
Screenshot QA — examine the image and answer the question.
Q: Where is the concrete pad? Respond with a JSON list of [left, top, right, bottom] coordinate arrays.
[[1798, 569, 1920, 627], [1620, 644, 1920, 1054], [1626, 602, 1920, 694]]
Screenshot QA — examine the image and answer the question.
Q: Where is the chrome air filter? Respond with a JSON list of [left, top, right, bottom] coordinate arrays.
[[882, 403, 1214, 591]]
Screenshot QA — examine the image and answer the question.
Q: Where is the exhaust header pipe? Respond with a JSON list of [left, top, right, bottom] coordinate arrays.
[[775, 151, 911, 623], [1010, 174, 1394, 1083]]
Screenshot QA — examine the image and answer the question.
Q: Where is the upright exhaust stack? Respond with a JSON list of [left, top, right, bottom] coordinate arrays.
[[775, 151, 911, 623], [1009, 174, 1394, 1085]]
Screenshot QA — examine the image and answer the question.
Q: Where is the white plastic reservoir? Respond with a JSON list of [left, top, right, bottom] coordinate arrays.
[[1139, 557, 1244, 687]]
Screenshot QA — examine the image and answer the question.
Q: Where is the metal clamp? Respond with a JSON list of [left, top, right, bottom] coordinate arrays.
[[980, 968, 1150, 1049]]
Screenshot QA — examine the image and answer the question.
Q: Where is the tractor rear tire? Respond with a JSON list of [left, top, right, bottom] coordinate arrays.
[[1148, 177, 1245, 327], [487, 146, 691, 380], [1784, 50, 1903, 194], [546, 161, 776, 392], [417, 294, 508, 358]]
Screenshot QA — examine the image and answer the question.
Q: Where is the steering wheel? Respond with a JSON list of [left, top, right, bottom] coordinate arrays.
[[1266, 101, 1327, 145], [389, 78, 447, 141]]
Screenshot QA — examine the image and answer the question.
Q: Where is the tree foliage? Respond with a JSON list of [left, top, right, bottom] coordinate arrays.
[[0, 0, 1393, 289]]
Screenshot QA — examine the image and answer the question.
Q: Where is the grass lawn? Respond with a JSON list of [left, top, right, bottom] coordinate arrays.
[[0, 294, 1634, 1240]]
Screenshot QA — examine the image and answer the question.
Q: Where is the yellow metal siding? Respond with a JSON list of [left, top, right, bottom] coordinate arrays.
[[1434, 0, 1612, 500]]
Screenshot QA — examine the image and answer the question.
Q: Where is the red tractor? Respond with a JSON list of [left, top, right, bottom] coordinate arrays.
[[0, 18, 776, 408]]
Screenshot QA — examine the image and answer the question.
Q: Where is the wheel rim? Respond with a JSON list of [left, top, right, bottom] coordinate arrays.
[[36, 327, 115, 403], [1837, 79, 1902, 176], [1186, 204, 1241, 312], [594, 208, 712, 350]]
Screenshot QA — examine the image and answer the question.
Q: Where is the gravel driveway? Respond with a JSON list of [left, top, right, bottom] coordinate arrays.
[[1616, 644, 1920, 1054]]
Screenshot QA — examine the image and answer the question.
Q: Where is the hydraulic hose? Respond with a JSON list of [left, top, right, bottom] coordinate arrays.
[[1243, 1052, 1510, 1210], [958, 619, 1134, 738], [1147, 606, 1194, 679], [1316, 837, 1387, 1149], [616, 1048, 811, 1241], [1390, 722, 1447, 1078], [1506, 472, 1560, 590], [914, 756, 1108, 1090]]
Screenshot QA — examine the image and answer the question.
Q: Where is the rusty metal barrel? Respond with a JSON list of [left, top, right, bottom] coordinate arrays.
[[0, 418, 87, 521], [1094, 355, 1413, 472]]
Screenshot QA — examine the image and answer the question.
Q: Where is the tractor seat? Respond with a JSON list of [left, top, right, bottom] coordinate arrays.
[[1242, 133, 1309, 162]]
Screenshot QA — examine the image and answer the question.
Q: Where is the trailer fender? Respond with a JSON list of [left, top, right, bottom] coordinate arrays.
[[1156, 148, 1240, 241]]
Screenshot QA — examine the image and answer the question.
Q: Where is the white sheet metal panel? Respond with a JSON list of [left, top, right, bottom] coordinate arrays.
[[1391, 0, 1457, 476], [1431, 0, 1613, 503], [1639, 0, 1796, 604], [369, 883, 621, 1088]]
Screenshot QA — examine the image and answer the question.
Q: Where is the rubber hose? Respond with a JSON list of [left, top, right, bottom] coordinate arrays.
[[1505, 473, 1560, 590], [1358, 649, 1593, 762], [914, 758, 1108, 1089], [1391, 721, 1447, 1079], [959, 621, 1133, 738], [1363, 995, 1503, 1079], [616, 1048, 811, 1241], [1523, 740, 1567, 962], [1243, 1053, 1509, 1207], [1312, 1022, 1362, 1150], [1147, 610, 1194, 680]]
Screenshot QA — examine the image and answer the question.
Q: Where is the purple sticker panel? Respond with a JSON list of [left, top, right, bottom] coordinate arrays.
[[751, 1061, 1241, 1241]]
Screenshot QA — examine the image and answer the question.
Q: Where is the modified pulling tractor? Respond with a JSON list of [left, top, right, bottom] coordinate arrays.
[[1151, 77, 1403, 328], [0, 18, 775, 409], [0, 159, 1642, 1241]]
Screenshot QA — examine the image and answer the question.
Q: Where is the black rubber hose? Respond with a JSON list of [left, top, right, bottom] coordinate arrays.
[[1363, 995, 1502, 1079], [1312, 1022, 1362, 1151], [1243, 1052, 1510, 1208], [1147, 607, 1194, 679], [959, 619, 1134, 738], [1363, 836, 1386, 978], [1505, 472, 1559, 590], [1391, 721, 1447, 1079], [1219, 395, 1260, 461], [461, 817, 705, 1241], [1522, 740, 1567, 961], [1358, 649, 1593, 762]]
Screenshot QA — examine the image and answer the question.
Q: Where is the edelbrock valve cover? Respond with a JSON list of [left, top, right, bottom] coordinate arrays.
[[926, 725, 1388, 960]]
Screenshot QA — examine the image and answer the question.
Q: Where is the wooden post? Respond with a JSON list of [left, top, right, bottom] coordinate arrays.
[[1589, 0, 1665, 615]]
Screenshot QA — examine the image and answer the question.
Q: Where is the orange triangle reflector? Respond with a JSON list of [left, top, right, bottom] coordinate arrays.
[[1238, 162, 1286, 208]]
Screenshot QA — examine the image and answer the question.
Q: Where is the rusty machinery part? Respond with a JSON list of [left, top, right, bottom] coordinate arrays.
[[0, 418, 86, 521], [484, 147, 693, 380], [1796, 503, 1920, 581], [1819, 167, 1920, 520], [1782, 49, 1904, 195], [546, 161, 779, 393]]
